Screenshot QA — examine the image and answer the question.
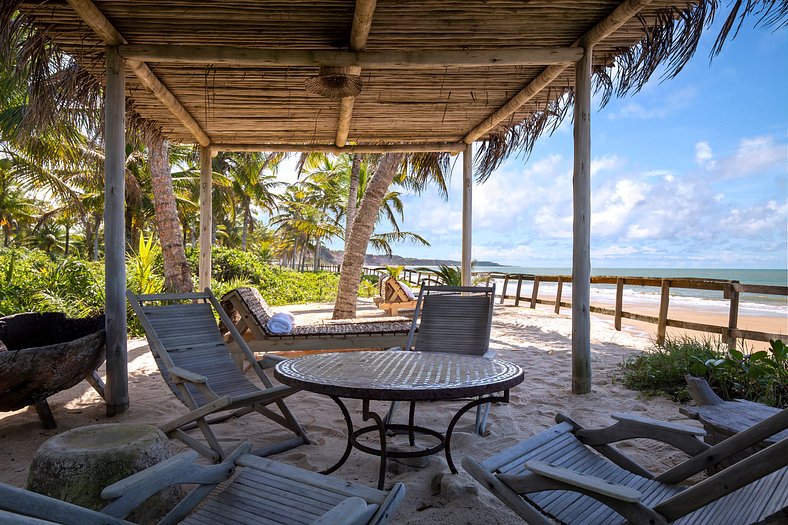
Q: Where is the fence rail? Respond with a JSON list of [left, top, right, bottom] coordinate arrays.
[[487, 272, 787, 348], [318, 265, 787, 348]]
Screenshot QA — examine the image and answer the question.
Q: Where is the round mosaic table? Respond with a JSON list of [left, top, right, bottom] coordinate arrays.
[[275, 350, 524, 488]]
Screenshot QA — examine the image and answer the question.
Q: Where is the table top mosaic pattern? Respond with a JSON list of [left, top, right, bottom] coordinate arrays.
[[275, 351, 523, 401]]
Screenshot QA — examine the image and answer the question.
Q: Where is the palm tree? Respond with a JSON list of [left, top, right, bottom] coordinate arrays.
[[146, 131, 193, 292], [224, 152, 284, 251], [332, 152, 449, 319]]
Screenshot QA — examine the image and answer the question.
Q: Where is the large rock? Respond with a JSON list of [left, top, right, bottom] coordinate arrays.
[[26, 424, 181, 524]]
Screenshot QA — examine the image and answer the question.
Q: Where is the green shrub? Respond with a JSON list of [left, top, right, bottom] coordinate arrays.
[[620, 336, 721, 402], [0, 246, 340, 335], [621, 336, 787, 408]]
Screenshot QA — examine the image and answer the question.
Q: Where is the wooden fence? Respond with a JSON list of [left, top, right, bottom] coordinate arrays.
[[318, 265, 787, 348], [489, 272, 787, 348]]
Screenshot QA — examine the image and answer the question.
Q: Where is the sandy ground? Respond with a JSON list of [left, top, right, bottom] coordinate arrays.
[[2, 299, 780, 523]]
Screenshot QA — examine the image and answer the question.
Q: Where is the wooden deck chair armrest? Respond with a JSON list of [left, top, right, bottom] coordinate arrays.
[[101, 444, 251, 519], [575, 413, 709, 457], [167, 366, 207, 384], [0, 508, 65, 525], [654, 437, 788, 521], [498, 462, 667, 525], [310, 497, 377, 525], [503, 461, 642, 502], [257, 353, 286, 369], [0, 483, 132, 525], [369, 482, 406, 525]]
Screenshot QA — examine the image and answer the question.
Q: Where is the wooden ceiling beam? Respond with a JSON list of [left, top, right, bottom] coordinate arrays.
[[118, 45, 583, 69], [335, 0, 377, 148], [463, 0, 656, 144], [66, 0, 211, 147], [212, 142, 466, 155]]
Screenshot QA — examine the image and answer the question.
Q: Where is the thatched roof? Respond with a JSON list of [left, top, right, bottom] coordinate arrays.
[[3, 0, 786, 177]]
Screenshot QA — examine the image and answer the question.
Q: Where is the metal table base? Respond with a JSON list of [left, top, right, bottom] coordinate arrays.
[[322, 391, 511, 489]]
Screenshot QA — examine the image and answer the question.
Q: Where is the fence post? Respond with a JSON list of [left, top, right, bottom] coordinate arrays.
[[514, 276, 523, 307], [500, 275, 509, 305], [614, 277, 624, 331], [555, 276, 564, 314], [656, 279, 671, 346], [530, 276, 540, 309], [726, 281, 740, 350]]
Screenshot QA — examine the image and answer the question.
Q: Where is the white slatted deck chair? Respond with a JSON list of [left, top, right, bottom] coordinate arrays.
[[463, 410, 788, 525], [0, 443, 406, 525], [386, 285, 497, 435], [127, 289, 308, 461]]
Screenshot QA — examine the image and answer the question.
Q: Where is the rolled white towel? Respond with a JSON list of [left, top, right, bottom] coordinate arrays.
[[399, 282, 416, 300], [267, 312, 294, 334]]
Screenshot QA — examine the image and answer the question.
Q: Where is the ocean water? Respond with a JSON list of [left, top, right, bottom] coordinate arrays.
[[468, 266, 788, 317]]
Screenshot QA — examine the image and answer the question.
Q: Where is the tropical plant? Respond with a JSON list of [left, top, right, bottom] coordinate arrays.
[[127, 234, 164, 296], [416, 264, 462, 286], [621, 336, 787, 407], [384, 265, 404, 280], [702, 339, 787, 407]]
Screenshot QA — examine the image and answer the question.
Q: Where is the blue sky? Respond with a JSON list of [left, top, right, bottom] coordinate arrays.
[[294, 18, 788, 269]]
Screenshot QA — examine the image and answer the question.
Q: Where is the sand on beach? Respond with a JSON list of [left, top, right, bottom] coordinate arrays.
[[0, 300, 714, 524]]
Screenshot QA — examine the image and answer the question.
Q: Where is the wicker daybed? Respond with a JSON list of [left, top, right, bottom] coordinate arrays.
[[220, 288, 415, 359]]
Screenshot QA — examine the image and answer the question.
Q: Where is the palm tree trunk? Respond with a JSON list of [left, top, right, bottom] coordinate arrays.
[[333, 153, 404, 319], [242, 204, 250, 251], [92, 215, 101, 261], [146, 132, 194, 293], [344, 154, 361, 249], [313, 235, 321, 271], [64, 224, 70, 256]]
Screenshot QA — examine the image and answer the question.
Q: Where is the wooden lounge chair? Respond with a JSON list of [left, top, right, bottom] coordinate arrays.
[[374, 277, 417, 316], [220, 287, 413, 358], [127, 289, 308, 461], [0, 442, 406, 525], [463, 410, 788, 525], [386, 285, 497, 435]]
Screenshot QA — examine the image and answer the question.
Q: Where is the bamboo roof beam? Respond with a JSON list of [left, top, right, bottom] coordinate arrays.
[[336, 0, 377, 147], [463, 0, 656, 144], [65, 0, 211, 147], [117, 46, 583, 68], [211, 142, 465, 155]]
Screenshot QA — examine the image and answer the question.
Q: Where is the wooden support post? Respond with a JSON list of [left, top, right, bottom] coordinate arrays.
[[500, 275, 509, 305], [555, 276, 564, 314], [514, 276, 523, 307], [571, 46, 593, 395], [727, 282, 740, 350], [462, 143, 473, 286], [530, 276, 540, 309], [657, 279, 671, 346], [104, 46, 128, 416], [614, 277, 624, 331], [199, 147, 212, 291]]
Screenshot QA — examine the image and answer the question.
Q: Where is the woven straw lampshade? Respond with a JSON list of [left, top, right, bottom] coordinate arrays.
[[304, 66, 363, 98]]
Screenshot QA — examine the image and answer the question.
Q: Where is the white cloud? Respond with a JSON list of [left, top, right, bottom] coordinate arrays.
[[719, 135, 786, 178], [592, 179, 648, 236], [473, 244, 537, 265], [720, 200, 788, 235], [591, 155, 626, 177], [695, 141, 716, 170], [606, 86, 698, 121]]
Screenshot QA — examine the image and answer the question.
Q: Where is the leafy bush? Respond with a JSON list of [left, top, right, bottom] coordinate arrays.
[[621, 336, 787, 408], [620, 336, 720, 402], [0, 246, 340, 334], [703, 339, 787, 407]]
